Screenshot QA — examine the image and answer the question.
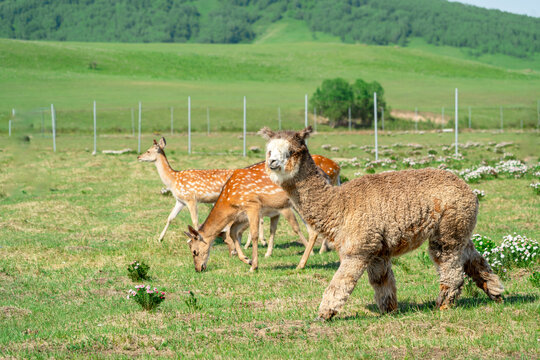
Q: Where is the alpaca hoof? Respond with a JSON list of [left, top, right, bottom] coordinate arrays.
[[317, 309, 337, 320], [492, 294, 504, 303]]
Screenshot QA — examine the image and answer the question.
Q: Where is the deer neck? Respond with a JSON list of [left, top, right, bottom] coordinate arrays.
[[281, 151, 343, 238], [154, 151, 176, 189], [198, 200, 238, 248]]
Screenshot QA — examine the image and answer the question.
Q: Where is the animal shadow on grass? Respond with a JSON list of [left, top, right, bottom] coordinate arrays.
[[273, 261, 340, 271], [356, 293, 539, 318]]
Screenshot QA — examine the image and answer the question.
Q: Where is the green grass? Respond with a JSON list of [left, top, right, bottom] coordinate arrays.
[[0, 131, 538, 358], [1, 38, 539, 134]]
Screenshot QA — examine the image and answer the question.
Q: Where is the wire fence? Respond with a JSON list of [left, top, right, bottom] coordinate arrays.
[[2, 98, 539, 155]]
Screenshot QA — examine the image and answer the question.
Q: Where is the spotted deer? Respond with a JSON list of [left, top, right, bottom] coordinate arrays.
[[184, 155, 341, 272], [261, 126, 503, 320]]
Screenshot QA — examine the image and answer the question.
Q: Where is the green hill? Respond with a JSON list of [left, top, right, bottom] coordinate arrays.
[[1, 38, 539, 133], [0, 0, 538, 59]]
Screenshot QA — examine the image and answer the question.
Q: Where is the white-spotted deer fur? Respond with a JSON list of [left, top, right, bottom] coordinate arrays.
[[261, 127, 503, 320], [138, 138, 234, 242], [185, 155, 340, 272]]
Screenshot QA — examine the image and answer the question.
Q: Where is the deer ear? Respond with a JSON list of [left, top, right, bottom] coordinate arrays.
[[258, 127, 275, 140], [297, 126, 313, 141], [184, 231, 193, 243], [158, 137, 166, 149], [153, 139, 158, 145], [188, 225, 199, 236]]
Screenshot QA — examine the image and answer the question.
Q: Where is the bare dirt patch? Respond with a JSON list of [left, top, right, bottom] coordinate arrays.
[[1, 306, 32, 318]]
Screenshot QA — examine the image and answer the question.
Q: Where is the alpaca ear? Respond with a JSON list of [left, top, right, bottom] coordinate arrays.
[[158, 137, 166, 149], [258, 127, 275, 140], [297, 126, 313, 141]]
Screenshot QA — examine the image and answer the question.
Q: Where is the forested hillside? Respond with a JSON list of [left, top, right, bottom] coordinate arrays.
[[0, 0, 538, 58]]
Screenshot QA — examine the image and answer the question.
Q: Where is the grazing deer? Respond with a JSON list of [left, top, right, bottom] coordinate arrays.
[[138, 138, 235, 242], [184, 155, 341, 272], [261, 126, 503, 320]]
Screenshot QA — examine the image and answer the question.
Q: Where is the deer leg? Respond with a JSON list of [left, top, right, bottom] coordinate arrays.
[[264, 215, 280, 258], [246, 209, 260, 272], [296, 225, 319, 270], [185, 199, 199, 229], [367, 257, 397, 313], [158, 200, 185, 242], [244, 232, 252, 249], [259, 218, 267, 247], [230, 221, 251, 266], [318, 256, 369, 320], [319, 237, 331, 253], [281, 208, 309, 247]]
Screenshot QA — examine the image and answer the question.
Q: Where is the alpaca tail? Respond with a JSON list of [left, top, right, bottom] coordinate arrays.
[[463, 241, 504, 302]]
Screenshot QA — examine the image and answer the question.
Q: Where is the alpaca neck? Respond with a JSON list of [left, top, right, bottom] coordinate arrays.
[[154, 152, 176, 189], [281, 152, 343, 238]]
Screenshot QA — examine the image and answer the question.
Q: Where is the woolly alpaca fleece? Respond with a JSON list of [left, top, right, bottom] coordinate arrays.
[[261, 126, 503, 320]]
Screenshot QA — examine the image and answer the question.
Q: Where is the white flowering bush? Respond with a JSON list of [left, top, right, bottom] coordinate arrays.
[[127, 285, 166, 311], [472, 189, 485, 200], [459, 166, 498, 183], [471, 234, 497, 255], [495, 160, 528, 178], [530, 182, 540, 195], [480, 234, 539, 275], [127, 260, 150, 281]]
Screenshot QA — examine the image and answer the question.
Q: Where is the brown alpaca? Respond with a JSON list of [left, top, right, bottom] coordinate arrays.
[[260, 127, 503, 320], [184, 155, 340, 272]]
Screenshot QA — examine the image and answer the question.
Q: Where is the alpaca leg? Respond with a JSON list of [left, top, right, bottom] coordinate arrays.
[[185, 199, 199, 229], [281, 208, 309, 246], [264, 215, 280, 258], [367, 257, 397, 313], [230, 221, 251, 266], [318, 256, 369, 320], [158, 201, 185, 242], [246, 209, 260, 272], [429, 241, 466, 310], [462, 241, 504, 302], [296, 225, 319, 270]]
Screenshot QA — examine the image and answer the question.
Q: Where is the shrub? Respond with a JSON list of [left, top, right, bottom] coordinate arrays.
[[529, 272, 540, 288], [127, 260, 150, 281], [185, 291, 202, 312], [530, 182, 540, 195], [480, 234, 538, 276], [471, 234, 496, 255], [472, 189, 485, 200], [127, 285, 166, 311]]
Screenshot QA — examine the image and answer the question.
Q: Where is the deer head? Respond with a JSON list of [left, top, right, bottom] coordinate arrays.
[[137, 137, 166, 162], [184, 225, 211, 272], [259, 127, 313, 185]]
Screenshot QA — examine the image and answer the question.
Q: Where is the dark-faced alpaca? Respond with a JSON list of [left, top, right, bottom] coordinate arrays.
[[260, 126, 503, 320]]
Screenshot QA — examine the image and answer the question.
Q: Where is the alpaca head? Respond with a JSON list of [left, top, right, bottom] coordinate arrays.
[[259, 127, 312, 185], [137, 137, 166, 162], [184, 225, 211, 272]]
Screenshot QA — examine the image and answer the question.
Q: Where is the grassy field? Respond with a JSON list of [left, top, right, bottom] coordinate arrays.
[[1, 38, 539, 134], [0, 131, 538, 358]]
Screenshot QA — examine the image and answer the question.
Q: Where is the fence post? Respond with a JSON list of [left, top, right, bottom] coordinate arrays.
[[348, 107, 351, 131], [278, 107, 281, 130], [8, 120, 11, 136], [93, 100, 97, 155], [207, 107, 210, 136], [314, 107, 317, 132], [51, 104, 56, 152], [381, 107, 384, 131], [304, 94, 308, 128], [243, 96, 246, 157], [499, 106, 503, 132], [171, 106, 174, 135], [415, 107, 418, 131], [455, 88, 458, 157], [188, 96, 191, 155], [138, 102, 141, 153], [374, 92, 378, 161], [468, 106, 471, 129], [537, 100, 539, 129]]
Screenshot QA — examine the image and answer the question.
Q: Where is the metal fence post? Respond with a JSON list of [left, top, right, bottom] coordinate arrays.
[[188, 96, 191, 154], [171, 106, 174, 135], [455, 89, 459, 157], [93, 100, 97, 155], [304, 94, 308, 128], [348, 107, 351, 131], [243, 96, 246, 157], [374, 92, 378, 161], [138, 102, 141, 153], [51, 104, 56, 152]]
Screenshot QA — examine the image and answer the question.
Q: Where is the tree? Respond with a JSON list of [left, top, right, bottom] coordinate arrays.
[[310, 78, 354, 127], [311, 78, 388, 128]]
